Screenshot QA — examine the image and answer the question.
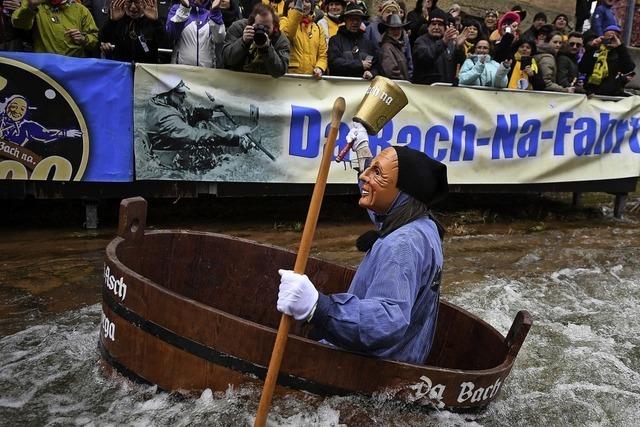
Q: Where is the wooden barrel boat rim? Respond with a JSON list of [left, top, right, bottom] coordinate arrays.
[[106, 229, 522, 376]]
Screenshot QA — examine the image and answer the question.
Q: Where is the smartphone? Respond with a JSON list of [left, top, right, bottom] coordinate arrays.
[[602, 38, 611, 45], [520, 56, 532, 68]]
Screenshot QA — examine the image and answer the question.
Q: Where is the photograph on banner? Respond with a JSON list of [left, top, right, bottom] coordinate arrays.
[[136, 65, 287, 181], [134, 64, 640, 184], [0, 53, 133, 182]]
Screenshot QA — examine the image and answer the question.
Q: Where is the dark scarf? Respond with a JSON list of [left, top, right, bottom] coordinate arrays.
[[356, 191, 445, 252]]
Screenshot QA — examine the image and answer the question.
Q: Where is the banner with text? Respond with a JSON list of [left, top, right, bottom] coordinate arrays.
[[135, 64, 640, 184], [0, 52, 133, 182]]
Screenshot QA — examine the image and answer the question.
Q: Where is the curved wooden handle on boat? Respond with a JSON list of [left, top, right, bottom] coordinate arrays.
[[255, 97, 346, 427], [504, 310, 533, 362], [117, 197, 148, 243]]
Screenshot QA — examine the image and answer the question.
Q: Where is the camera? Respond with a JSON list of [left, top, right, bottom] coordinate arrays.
[[520, 56, 532, 68], [253, 24, 269, 46]]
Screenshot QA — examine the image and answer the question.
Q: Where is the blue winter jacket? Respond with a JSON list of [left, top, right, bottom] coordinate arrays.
[[311, 191, 444, 364], [458, 55, 509, 88], [590, 3, 618, 37]]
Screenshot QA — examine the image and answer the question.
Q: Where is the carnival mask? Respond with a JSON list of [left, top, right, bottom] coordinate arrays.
[[358, 147, 399, 214]]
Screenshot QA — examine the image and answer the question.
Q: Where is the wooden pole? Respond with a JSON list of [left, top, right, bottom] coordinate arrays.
[[254, 97, 346, 427]]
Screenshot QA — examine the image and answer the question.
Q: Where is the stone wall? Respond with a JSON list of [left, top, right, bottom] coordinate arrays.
[[396, 0, 575, 28]]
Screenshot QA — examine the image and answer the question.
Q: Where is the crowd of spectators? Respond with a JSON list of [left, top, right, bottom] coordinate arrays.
[[1, 0, 637, 96]]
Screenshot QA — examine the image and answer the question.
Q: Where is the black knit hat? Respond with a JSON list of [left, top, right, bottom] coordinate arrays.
[[428, 8, 448, 24], [393, 146, 448, 206]]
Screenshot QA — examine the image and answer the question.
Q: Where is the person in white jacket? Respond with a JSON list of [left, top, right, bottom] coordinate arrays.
[[458, 39, 511, 88], [166, 0, 226, 67]]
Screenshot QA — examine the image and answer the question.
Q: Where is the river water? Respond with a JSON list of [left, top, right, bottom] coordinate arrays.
[[1, 195, 639, 426]]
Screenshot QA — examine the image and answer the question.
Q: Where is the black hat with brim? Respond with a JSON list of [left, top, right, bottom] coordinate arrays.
[[393, 146, 448, 206], [378, 13, 409, 33], [341, 3, 368, 20]]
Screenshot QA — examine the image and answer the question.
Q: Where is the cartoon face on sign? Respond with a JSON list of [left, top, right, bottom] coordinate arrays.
[[0, 58, 89, 181], [6, 96, 27, 121]]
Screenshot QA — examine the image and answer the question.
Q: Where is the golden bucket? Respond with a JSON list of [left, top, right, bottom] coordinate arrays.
[[353, 76, 408, 134]]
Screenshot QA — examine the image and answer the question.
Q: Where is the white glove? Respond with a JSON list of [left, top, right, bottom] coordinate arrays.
[[345, 121, 369, 152], [345, 121, 372, 170], [277, 269, 319, 321]]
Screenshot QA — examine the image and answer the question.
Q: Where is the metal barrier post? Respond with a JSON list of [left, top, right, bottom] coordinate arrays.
[[623, 0, 636, 46]]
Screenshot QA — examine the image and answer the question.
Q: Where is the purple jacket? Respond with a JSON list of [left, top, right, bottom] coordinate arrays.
[[166, 2, 225, 67]]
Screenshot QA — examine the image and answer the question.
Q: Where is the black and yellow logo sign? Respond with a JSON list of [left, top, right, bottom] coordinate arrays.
[[0, 57, 89, 180]]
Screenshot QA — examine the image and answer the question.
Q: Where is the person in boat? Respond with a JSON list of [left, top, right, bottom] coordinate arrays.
[[145, 79, 251, 151], [277, 124, 448, 364]]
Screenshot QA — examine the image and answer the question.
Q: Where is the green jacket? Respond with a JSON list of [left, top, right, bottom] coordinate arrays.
[[12, 0, 98, 57]]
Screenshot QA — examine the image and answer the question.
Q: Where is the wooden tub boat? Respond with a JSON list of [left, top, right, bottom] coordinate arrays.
[[100, 197, 532, 410]]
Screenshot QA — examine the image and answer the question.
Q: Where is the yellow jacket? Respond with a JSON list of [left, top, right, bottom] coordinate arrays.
[[318, 16, 342, 42], [280, 9, 328, 74]]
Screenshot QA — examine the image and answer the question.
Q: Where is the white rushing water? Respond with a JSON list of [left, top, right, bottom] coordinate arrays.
[[1, 227, 639, 426]]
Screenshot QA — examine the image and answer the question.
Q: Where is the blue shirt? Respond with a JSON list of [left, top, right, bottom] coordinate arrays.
[[311, 215, 443, 364], [0, 115, 65, 146], [590, 4, 618, 37]]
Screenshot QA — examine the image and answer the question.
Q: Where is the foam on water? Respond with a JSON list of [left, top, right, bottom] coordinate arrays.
[[445, 247, 640, 426]]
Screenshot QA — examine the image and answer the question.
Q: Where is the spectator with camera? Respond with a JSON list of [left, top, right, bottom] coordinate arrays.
[[327, 3, 377, 80], [506, 38, 544, 90], [377, 12, 410, 80], [580, 25, 636, 96], [280, 0, 327, 77], [489, 11, 520, 44], [365, 1, 412, 79], [100, 0, 166, 63], [412, 9, 468, 85], [223, 3, 290, 77], [556, 32, 584, 90], [12, 0, 99, 56], [458, 39, 510, 88], [317, 0, 344, 43], [535, 31, 575, 93], [166, 0, 225, 68]]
